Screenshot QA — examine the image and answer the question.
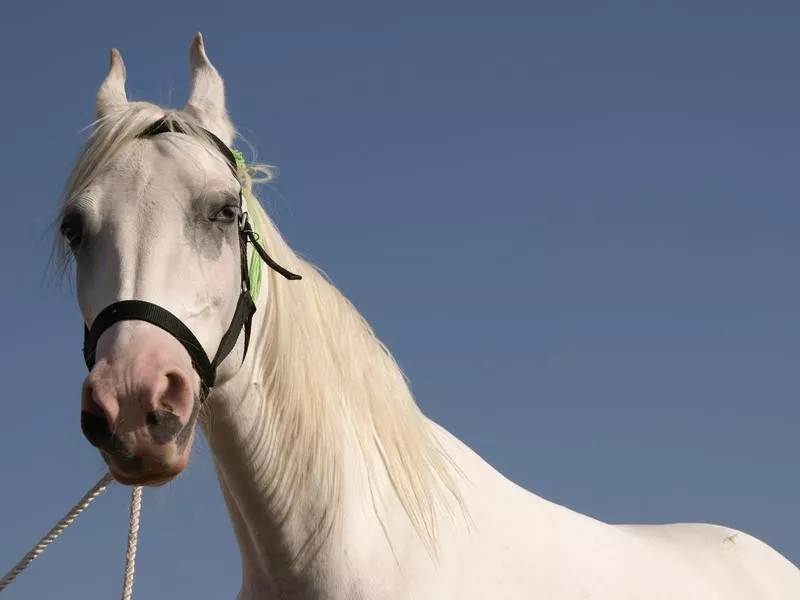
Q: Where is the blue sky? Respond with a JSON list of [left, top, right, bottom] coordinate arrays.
[[1, 2, 798, 597]]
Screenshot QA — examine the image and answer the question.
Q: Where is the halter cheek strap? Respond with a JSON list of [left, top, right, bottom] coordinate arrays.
[[82, 117, 302, 395]]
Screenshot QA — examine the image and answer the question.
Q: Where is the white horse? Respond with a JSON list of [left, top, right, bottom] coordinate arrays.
[[57, 33, 799, 599]]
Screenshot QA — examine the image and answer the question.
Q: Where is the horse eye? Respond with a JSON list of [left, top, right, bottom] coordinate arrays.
[[213, 205, 239, 222], [60, 214, 84, 251]]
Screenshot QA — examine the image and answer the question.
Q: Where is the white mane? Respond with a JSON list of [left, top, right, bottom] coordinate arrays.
[[56, 102, 465, 555]]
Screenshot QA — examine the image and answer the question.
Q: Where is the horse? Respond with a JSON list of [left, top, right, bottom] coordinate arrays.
[[55, 33, 800, 599]]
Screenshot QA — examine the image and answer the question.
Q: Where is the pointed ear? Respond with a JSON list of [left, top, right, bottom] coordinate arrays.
[[185, 33, 235, 146], [96, 48, 128, 119]]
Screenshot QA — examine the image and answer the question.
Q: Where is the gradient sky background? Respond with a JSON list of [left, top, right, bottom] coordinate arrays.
[[1, 2, 798, 598]]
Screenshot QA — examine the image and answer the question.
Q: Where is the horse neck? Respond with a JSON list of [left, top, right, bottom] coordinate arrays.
[[197, 240, 458, 596]]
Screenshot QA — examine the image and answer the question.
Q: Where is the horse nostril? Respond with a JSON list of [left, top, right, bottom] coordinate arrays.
[[146, 410, 183, 445], [81, 411, 112, 449], [81, 375, 119, 425], [159, 370, 192, 413]]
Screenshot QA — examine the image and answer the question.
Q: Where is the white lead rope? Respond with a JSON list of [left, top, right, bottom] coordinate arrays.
[[0, 473, 142, 599], [121, 485, 142, 600]]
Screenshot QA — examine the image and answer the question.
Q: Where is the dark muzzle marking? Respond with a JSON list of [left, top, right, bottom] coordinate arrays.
[[146, 410, 184, 445], [81, 412, 142, 473], [81, 400, 198, 465]]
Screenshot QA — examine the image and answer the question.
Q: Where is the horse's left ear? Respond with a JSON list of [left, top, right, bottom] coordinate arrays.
[[185, 32, 235, 146]]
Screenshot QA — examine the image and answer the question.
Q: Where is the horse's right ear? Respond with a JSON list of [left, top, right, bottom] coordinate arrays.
[[96, 48, 128, 120]]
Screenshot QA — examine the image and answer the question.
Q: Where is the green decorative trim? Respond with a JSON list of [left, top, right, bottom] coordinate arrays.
[[247, 200, 264, 305], [232, 147, 264, 304], [232, 149, 247, 172]]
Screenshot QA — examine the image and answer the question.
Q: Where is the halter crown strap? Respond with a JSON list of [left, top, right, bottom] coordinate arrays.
[[81, 116, 301, 394], [138, 118, 240, 175]]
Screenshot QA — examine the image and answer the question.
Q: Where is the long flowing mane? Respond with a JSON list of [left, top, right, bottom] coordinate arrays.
[[55, 103, 465, 555]]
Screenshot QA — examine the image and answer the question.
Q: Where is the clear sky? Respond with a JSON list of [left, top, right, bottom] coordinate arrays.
[[0, 2, 798, 598]]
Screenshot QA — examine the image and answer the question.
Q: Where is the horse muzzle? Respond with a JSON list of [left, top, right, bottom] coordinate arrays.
[[80, 324, 200, 486]]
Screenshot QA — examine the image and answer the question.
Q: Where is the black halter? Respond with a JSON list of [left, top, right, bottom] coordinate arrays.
[[82, 117, 301, 397]]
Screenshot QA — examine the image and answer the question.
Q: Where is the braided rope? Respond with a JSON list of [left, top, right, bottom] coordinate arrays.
[[121, 485, 142, 600], [0, 473, 143, 599]]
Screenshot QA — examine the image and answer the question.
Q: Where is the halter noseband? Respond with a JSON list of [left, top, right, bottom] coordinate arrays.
[[82, 117, 301, 397]]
